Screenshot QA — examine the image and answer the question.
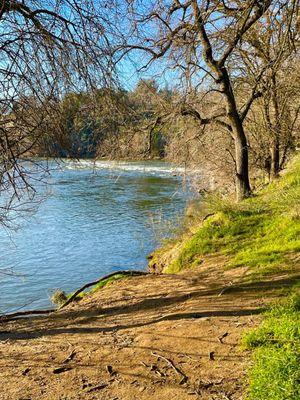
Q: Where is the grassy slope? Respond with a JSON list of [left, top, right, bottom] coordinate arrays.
[[150, 155, 300, 279]]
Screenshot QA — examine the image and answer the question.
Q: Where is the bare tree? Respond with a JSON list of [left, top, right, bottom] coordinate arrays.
[[240, 2, 299, 178], [114, 0, 298, 200], [0, 0, 114, 226]]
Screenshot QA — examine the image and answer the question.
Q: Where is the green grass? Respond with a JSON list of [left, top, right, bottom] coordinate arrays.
[[162, 155, 300, 276], [242, 289, 300, 400], [88, 274, 128, 293]]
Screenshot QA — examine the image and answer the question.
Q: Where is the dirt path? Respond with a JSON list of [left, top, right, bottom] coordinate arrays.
[[0, 263, 297, 400]]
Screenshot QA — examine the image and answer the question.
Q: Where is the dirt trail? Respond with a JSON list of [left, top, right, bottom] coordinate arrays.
[[0, 262, 297, 400]]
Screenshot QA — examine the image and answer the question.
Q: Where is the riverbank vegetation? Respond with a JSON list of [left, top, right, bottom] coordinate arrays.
[[149, 155, 300, 278], [148, 154, 300, 399]]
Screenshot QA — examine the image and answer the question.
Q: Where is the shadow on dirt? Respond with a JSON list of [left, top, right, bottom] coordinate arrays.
[[0, 274, 298, 341]]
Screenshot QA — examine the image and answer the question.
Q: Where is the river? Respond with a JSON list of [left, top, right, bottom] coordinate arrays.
[[0, 160, 194, 312]]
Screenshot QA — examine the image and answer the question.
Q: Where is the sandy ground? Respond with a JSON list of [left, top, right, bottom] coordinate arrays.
[[0, 260, 297, 400]]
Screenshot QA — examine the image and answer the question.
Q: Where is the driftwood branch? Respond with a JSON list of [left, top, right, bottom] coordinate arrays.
[[59, 270, 149, 309], [0, 270, 150, 321]]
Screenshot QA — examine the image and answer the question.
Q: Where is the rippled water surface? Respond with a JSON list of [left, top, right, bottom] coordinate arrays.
[[0, 160, 193, 312]]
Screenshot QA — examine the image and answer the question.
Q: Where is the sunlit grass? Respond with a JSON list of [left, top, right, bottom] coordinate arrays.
[[89, 274, 128, 293], [242, 289, 300, 400], [162, 155, 300, 276]]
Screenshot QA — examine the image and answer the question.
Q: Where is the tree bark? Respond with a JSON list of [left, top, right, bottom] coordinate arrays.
[[234, 128, 251, 201], [190, 0, 271, 201], [270, 138, 280, 179], [270, 75, 281, 179], [221, 69, 251, 201]]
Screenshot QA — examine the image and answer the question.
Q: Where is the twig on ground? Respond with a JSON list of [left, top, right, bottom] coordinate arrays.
[[218, 282, 233, 296], [218, 332, 229, 343], [53, 366, 72, 374], [86, 383, 108, 392], [151, 351, 188, 384], [62, 349, 76, 364], [202, 213, 215, 222]]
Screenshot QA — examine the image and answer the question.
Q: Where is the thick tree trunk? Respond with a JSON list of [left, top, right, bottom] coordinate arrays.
[[270, 74, 281, 180], [221, 69, 251, 201], [270, 138, 280, 179], [234, 126, 251, 201], [148, 128, 153, 157]]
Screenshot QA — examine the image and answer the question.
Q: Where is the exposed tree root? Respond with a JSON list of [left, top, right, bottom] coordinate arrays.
[[0, 270, 150, 322], [59, 270, 149, 309]]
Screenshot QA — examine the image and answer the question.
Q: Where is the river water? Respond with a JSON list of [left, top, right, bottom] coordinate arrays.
[[0, 160, 194, 313]]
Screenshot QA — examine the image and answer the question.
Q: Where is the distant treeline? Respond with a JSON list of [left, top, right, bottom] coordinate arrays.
[[12, 68, 297, 198], [11, 62, 299, 196], [29, 79, 171, 160]]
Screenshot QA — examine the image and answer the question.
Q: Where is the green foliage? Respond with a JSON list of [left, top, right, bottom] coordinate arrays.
[[242, 290, 300, 400], [164, 156, 300, 276]]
